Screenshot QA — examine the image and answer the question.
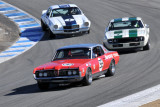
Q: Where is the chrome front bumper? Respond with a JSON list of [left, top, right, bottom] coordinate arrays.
[[103, 40, 145, 50], [33, 74, 83, 83], [52, 27, 89, 34]]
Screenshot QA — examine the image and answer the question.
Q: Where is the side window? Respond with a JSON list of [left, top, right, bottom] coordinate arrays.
[[98, 46, 104, 56], [92, 46, 104, 58], [92, 47, 97, 58], [46, 8, 51, 17]]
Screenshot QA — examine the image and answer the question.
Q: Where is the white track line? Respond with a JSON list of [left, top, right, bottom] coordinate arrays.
[[98, 84, 160, 107]]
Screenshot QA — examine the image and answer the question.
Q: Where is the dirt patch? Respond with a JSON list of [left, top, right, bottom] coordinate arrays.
[[140, 99, 160, 107], [0, 14, 19, 52]]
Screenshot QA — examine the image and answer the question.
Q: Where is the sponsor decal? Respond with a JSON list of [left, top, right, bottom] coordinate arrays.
[[93, 64, 96, 70], [113, 53, 119, 57], [105, 54, 113, 60], [62, 63, 74, 66], [98, 58, 104, 71], [82, 68, 85, 73]]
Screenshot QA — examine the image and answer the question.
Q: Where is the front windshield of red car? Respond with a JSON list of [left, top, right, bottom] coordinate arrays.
[[54, 48, 91, 60]]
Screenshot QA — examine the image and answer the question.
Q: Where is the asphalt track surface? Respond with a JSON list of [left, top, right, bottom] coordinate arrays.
[[1, 0, 160, 107]]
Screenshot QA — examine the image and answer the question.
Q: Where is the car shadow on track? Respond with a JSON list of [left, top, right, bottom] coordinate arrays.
[[4, 83, 83, 96], [42, 32, 89, 41], [4, 78, 103, 96], [20, 27, 89, 42]]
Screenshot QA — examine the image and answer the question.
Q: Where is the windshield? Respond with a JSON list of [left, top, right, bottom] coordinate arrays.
[[54, 48, 91, 60], [51, 7, 82, 17], [109, 20, 144, 31]]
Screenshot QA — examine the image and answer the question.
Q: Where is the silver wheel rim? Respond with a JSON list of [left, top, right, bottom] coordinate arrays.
[[88, 71, 92, 83], [111, 62, 115, 73]]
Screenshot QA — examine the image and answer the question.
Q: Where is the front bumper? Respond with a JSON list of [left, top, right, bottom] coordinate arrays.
[[52, 27, 89, 34], [33, 74, 83, 83], [103, 40, 145, 50]]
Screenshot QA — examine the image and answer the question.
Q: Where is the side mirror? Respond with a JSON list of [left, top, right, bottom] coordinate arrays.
[[145, 24, 149, 28]]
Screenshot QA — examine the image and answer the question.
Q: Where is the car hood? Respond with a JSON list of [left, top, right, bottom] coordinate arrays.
[[49, 14, 88, 27], [34, 59, 91, 72], [105, 28, 146, 39]]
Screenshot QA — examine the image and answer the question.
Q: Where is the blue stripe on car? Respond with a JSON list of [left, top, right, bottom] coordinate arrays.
[[61, 15, 77, 26], [58, 4, 70, 8]]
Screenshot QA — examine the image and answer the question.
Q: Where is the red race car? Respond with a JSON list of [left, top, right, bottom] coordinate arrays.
[[33, 44, 119, 90]]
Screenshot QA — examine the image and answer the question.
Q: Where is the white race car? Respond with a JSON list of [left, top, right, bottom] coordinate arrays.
[[103, 17, 150, 50], [41, 4, 91, 38]]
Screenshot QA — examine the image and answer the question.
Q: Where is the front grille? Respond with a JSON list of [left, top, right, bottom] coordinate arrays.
[[108, 37, 144, 44], [64, 29, 79, 32], [63, 25, 79, 29], [35, 70, 57, 78], [59, 69, 79, 76]]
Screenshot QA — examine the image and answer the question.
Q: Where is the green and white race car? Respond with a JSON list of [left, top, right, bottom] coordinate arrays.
[[103, 17, 150, 50]]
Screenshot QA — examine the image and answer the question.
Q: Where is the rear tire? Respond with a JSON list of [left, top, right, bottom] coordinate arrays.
[[82, 68, 92, 86], [41, 19, 47, 31], [105, 60, 116, 77], [37, 82, 50, 90]]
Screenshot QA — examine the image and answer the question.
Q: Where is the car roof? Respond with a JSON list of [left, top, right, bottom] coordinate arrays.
[[50, 4, 78, 10], [58, 44, 102, 50], [110, 17, 142, 22]]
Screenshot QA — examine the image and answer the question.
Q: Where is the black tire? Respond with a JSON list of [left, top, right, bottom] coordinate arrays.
[[41, 19, 47, 31], [143, 42, 150, 50], [82, 68, 92, 86], [105, 60, 116, 77], [87, 30, 90, 34], [37, 82, 50, 90], [48, 29, 56, 39]]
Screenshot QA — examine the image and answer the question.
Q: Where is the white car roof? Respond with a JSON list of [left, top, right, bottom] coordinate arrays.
[[50, 4, 78, 10], [110, 17, 142, 22]]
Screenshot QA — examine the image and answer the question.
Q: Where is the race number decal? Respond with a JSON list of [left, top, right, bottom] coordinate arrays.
[[98, 58, 104, 71]]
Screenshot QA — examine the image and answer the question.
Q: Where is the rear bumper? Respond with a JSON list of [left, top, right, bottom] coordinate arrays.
[[33, 74, 83, 83]]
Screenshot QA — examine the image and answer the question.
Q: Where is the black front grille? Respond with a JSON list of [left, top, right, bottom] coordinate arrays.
[[108, 37, 144, 44], [63, 25, 79, 30], [35, 70, 57, 78], [64, 29, 79, 32], [116, 37, 141, 43], [59, 69, 79, 76]]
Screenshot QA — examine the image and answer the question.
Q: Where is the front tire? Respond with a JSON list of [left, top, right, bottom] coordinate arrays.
[[41, 19, 47, 31], [48, 29, 56, 39], [82, 68, 92, 86], [105, 60, 116, 77], [143, 42, 150, 50], [37, 82, 50, 90]]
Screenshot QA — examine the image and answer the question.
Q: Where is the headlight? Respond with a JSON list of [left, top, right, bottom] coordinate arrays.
[[84, 22, 89, 26], [68, 71, 72, 75], [54, 25, 58, 29], [44, 72, 47, 77], [73, 70, 77, 75], [108, 39, 113, 43], [113, 39, 118, 43], [39, 73, 43, 77]]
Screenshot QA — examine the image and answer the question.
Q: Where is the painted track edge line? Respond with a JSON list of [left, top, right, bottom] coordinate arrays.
[[98, 84, 160, 107], [0, 0, 44, 64]]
